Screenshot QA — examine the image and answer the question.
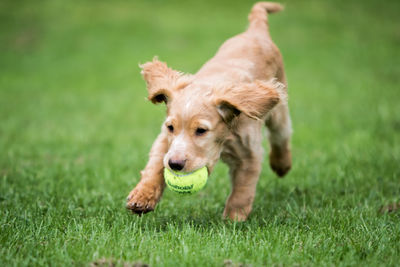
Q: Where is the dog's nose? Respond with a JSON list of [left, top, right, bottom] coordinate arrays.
[[168, 159, 186, 171]]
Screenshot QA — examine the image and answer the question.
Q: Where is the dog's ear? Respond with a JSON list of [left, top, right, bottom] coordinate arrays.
[[140, 57, 191, 104], [215, 79, 286, 123]]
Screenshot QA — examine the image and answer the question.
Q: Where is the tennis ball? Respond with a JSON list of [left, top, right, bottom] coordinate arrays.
[[164, 167, 208, 194]]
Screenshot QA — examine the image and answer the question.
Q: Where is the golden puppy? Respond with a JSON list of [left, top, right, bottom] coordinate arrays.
[[127, 2, 292, 221]]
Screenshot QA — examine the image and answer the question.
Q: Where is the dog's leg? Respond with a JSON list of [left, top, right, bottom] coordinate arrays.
[[126, 133, 167, 214], [223, 150, 263, 222], [265, 102, 292, 177]]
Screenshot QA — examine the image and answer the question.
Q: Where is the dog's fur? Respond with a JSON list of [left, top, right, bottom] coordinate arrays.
[[126, 2, 292, 221]]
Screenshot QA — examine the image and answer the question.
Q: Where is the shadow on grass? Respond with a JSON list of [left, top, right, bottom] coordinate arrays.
[[122, 184, 329, 232], [122, 172, 400, 234]]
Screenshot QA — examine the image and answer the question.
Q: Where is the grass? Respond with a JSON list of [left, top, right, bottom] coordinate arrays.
[[1, 0, 400, 266]]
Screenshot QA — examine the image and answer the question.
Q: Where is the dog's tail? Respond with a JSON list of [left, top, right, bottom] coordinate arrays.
[[248, 2, 283, 31]]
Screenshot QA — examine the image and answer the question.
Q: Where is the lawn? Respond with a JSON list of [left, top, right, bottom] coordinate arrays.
[[1, 0, 399, 266]]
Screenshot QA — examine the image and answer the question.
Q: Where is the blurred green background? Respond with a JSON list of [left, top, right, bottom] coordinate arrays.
[[1, 0, 399, 266]]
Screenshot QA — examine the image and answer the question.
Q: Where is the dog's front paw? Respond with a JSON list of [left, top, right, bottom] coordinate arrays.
[[126, 182, 163, 215], [223, 196, 253, 222], [269, 147, 291, 177], [222, 205, 251, 222]]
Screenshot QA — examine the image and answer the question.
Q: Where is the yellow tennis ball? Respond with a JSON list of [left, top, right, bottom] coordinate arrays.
[[164, 167, 208, 194]]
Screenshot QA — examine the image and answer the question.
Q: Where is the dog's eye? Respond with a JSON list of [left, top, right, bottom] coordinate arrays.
[[195, 128, 208, 136], [167, 125, 174, 133]]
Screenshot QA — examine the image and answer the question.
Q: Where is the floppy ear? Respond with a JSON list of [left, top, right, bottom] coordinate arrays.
[[215, 79, 286, 123], [140, 57, 191, 104]]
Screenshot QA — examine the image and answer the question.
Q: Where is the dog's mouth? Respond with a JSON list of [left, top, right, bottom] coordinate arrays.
[[168, 168, 197, 176], [165, 165, 210, 175], [164, 163, 212, 176]]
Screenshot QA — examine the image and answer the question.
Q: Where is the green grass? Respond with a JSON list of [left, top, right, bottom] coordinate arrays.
[[1, 0, 400, 266]]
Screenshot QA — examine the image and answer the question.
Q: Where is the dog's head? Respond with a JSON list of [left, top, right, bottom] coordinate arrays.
[[140, 58, 286, 173]]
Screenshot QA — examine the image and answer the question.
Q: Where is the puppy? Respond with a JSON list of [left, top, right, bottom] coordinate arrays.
[[126, 2, 292, 221]]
